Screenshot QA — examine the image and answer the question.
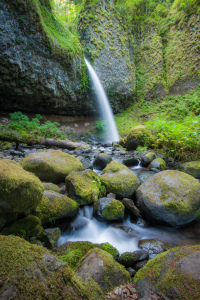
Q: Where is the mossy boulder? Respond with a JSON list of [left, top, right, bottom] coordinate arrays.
[[141, 152, 156, 167], [93, 153, 112, 170], [148, 158, 166, 171], [125, 125, 152, 151], [179, 161, 200, 179], [65, 169, 102, 205], [93, 197, 125, 222], [45, 228, 61, 249], [138, 238, 169, 259], [0, 159, 43, 214], [76, 248, 130, 293], [136, 170, 200, 227], [35, 191, 79, 224], [134, 245, 200, 300], [20, 150, 83, 183], [0, 235, 103, 300], [1, 215, 46, 242], [100, 161, 140, 199], [118, 250, 149, 268], [42, 182, 59, 193], [55, 241, 119, 270]]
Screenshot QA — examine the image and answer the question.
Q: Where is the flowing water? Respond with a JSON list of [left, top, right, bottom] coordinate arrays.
[[85, 58, 119, 142]]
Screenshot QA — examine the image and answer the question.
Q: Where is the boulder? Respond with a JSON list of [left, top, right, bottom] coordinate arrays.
[[118, 250, 149, 268], [0, 235, 102, 300], [42, 182, 59, 193], [0, 159, 43, 216], [55, 241, 119, 269], [138, 239, 169, 259], [122, 157, 139, 167], [20, 150, 83, 183], [65, 169, 102, 205], [136, 170, 200, 227], [35, 191, 79, 224], [78, 156, 93, 170], [179, 161, 200, 179], [100, 161, 140, 199], [122, 198, 141, 218], [93, 153, 112, 170], [93, 197, 125, 222], [1, 215, 46, 242], [134, 245, 200, 300], [125, 125, 152, 151], [45, 228, 61, 249], [148, 157, 166, 171], [76, 248, 130, 293], [141, 152, 156, 167]]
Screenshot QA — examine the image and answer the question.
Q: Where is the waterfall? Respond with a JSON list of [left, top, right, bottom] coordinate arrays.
[[85, 58, 120, 142]]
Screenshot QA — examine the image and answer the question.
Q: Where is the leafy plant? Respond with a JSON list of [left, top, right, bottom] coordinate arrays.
[[94, 120, 108, 136]]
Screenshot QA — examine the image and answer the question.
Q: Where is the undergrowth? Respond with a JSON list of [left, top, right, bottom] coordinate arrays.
[[115, 86, 200, 161]]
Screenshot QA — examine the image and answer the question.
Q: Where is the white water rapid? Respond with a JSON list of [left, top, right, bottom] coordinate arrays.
[[84, 58, 120, 142]]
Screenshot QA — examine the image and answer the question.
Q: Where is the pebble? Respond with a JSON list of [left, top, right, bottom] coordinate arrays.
[[106, 282, 138, 299]]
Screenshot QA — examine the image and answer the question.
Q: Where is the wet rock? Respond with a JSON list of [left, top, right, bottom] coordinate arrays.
[[138, 239, 169, 259], [93, 153, 112, 170], [122, 198, 141, 218], [141, 152, 156, 167], [112, 225, 135, 235], [93, 197, 125, 222], [122, 157, 139, 166], [78, 156, 93, 170], [134, 260, 148, 271], [69, 217, 89, 230], [118, 250, 149, 268], [136, 170, 200, 227]]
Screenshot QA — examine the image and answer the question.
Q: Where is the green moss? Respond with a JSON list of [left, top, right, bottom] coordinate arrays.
[[0, 235, 101, 299], [101, 199, 125, 220], [20, 150, 83, 183], [179, 161, 200, 179], [35, 194, 79, 224], [0, 159, 44, 213], [134, 245, 200, 300], [42, 182, 59, 193], [66, 169, 102, 205]]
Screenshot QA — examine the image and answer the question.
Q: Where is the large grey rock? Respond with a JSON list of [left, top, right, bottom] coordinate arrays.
[[134, 245, 200, 300], [136, 170, 200, 227]]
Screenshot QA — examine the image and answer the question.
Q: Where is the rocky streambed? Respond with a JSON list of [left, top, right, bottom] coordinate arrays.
[[1, 140, 200, 299]]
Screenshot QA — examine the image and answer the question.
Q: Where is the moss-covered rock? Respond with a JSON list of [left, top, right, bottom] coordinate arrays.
[[100, 161, 140, 199], [134, 245, 200, 300], [35, 191, 79, 224], [136, 170, 200, 227], [55, 241, 119, 270], [1, 215, 46, 242], [179, 161, 200, 179], [148, 157, 166, 171], [65, 169, 102, 205], [45, 228, 61, 249], [42, 182, 59, 193], [76, 248, 130, 293], [125, 125, 152, 151], [141, 152, 156, 167], [0, 159, 43, 214], [118, 250, 149, 268], [93, 197, 125, 221], [0, 235, 103, 299], [20, 150, 83, 183]]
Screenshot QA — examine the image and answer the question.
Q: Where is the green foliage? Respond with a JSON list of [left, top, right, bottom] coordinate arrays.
[[8, 112, 65, 139], [94, 120, 108, 136]]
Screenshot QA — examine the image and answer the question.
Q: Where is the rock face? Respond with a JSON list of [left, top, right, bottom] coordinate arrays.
[[78, 0, 136, 113], [0, 235, 102, 300], [65, 169, 101, 205], [0, 0, 94, 116], [20, 150, 83, 183], [179, 161, 200, 179], [134, 245, 200, 300], [76, 248, 130, 293], [100, 161, 140, 199], [36, 191, 79, 224], [136, 170, 200, 227]]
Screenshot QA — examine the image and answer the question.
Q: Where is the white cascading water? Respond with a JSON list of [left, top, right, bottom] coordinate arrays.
[[84, 58, 120, 142]]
